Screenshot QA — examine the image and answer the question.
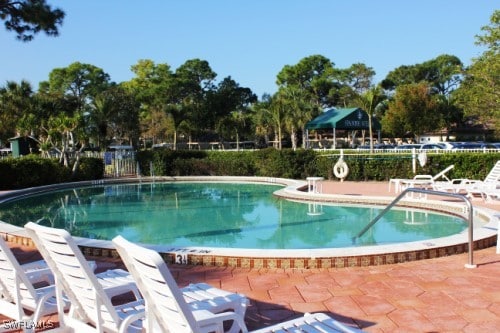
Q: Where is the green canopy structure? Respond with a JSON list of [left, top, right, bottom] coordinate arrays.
[[305, 108, 381, 149]]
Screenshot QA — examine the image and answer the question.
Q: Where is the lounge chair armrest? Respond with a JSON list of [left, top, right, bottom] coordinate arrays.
[[25, 267, 54, 285], [21, 259, 48, 271], [450, 178, 469, 184], [35, 284, 55, 293], [413, 175, 432, 180], [115, 300, 146, 333], [192, 309, 248, 332]]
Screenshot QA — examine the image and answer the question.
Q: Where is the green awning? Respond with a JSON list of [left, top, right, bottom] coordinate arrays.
[[305, 108, 381, 131]]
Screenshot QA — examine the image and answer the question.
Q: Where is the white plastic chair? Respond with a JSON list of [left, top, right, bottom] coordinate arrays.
[[113, 235, 366, 333], [24, 222, 145, 333], [0, 236, 61, 333]]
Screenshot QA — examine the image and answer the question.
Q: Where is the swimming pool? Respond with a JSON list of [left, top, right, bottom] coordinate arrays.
[[0, 181, 467, 249], [0, 176, 496, 268]]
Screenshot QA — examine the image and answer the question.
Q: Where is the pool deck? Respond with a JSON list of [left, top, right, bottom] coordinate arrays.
[[2, 180, 500, 332]]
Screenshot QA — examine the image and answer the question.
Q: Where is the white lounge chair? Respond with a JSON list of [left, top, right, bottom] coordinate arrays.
[[112, 235, 365, 333], [434, 161, 500, 200], [24, 222, 249, 333], [390, 165, 454, 193], [463, 161, 500, 200], [0, 236, 61, 333], [25, 222, 145, 333], [482, 189, 500, 202], [431, 178, 474, 194], [466, 182, 500, 201]]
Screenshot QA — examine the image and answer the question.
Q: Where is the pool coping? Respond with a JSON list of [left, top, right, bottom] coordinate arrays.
[[1, 176, 498, 268]]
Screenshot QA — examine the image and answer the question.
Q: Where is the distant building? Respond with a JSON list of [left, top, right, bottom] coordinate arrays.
[[8, 136, 39, 157], [418, 123, 495, 143]]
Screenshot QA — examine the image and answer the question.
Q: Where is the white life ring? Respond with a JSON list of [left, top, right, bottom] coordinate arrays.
[[333, 159, 349, 179]]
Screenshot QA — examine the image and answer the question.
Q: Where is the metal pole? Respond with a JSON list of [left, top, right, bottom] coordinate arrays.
[[465, 202, 476, 268], [353, 188, 476, 268], [412, 148, 416, 174]]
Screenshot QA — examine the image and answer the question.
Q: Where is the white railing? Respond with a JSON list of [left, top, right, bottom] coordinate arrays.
[[315, 148, 500, 155], [83, 151, 137, 178]]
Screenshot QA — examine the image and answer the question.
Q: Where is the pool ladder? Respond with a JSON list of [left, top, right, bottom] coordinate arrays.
[[353, 188, 476, 268]]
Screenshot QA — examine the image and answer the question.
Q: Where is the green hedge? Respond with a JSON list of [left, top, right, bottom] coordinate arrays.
[[0, 156, 103, 190], [318, 152, 500, 181], [137, 149, 500, 182], [72, 157, 104, 181], [2, 150, 499, 190], [137, 148, 318, 179], [206, 151, 256, 176]]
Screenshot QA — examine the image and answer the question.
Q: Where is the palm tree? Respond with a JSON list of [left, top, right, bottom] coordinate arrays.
[[91, 93, 114, 148], [278, 86, 315, 150], [251, 95, 273, 148], [355, 85, 386, 153], [48, 113, 79, 166], [268, 94, 287, 149]]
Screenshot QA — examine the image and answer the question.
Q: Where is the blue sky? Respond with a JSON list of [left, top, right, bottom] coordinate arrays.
[[1, 1, 497, 98]]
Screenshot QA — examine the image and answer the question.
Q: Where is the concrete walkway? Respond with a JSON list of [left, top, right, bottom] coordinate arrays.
[[2, 181, 499, 332]]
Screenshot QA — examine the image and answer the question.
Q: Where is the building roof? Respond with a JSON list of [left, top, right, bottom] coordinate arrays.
[[305, 107, 381, 131]]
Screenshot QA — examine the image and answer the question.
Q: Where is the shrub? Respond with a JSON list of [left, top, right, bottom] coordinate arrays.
[[72, 157, 104, 181], [0, 155, 103, 190], [253, 148, 317, 178], [206, 151, 256, 176]]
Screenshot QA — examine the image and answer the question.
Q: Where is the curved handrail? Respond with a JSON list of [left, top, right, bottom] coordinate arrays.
[[353, 188, 476, 268]]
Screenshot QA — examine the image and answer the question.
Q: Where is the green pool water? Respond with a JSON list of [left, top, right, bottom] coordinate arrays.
[[0, 182, 467, 249]]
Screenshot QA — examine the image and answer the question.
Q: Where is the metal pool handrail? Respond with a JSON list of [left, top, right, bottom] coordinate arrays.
[[353, 188, 476, 268]]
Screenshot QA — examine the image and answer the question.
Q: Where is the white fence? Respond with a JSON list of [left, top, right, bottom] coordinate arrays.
[[101, 151, 137, 178], [82, 151, 137, 178], [314, 148, 500, 154]]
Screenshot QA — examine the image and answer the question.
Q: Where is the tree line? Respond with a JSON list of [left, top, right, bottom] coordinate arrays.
[[0, 2, 498, 157]]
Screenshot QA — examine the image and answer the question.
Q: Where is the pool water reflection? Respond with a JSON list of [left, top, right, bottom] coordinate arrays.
[[0, 182, 467, 249]]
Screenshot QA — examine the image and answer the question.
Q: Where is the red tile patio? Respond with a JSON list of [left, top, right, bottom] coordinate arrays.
[[1, 181, 499, 332]]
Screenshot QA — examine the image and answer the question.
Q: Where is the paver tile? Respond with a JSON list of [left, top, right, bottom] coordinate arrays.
[[289, 301, 328, 313], [324, 296, 367, 319], [296, 284, 333, 302], [429, 315, 468, 331], [276, 275, 307, 286], [220, 275, 252, 293], [267, 285, 304, 303], [328, 287, 364, 297], [304, 272, 341, 287], [351, 295, 396, 316], [388, 309, 437, 332], [459, 308, 499, 323], [463, 321, 500, 332], [418, 290, 461, 308], [355, 314, 397, 332], [247, 274, 279, 290]]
